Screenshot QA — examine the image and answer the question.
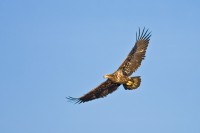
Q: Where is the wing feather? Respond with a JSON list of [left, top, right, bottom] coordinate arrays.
[[117, 28, 151, 76], [66, 79, 120, 103]]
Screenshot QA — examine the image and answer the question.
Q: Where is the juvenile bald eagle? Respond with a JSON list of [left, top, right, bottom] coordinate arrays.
[[67, 28, 151, 103]]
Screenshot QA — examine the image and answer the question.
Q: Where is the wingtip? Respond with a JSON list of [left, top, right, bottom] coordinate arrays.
[[66, 96, 83, 104], [136, 27, 152, 41]]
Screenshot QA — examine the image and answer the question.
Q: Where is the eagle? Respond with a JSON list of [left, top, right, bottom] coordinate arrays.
[[67, 28, 151, 103]]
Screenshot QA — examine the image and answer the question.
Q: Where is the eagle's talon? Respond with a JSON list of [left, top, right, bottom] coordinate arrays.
[[126, 81, 133, 86]]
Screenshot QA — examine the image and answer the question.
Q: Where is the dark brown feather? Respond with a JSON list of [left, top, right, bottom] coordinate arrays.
[[117, 28, 151, 76], [66, 79, 120, 103]]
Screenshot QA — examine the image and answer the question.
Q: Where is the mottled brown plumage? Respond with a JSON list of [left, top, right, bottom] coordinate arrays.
[[67, 28, 151, 103]]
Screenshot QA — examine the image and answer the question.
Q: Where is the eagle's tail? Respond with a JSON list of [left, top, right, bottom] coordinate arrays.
[[123, 76, 141, 90]]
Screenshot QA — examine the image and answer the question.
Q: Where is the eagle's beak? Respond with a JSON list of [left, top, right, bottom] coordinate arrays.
[[104, 74, 110, 79]]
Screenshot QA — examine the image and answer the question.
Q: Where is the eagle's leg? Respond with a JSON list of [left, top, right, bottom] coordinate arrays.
[[123, 76, 141, 90]]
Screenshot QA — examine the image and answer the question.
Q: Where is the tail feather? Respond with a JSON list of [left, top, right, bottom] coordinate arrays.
[[123, 76, 141, 90]]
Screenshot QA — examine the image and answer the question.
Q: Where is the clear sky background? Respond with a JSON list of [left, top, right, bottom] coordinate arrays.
[[0, 0, 200, 133]]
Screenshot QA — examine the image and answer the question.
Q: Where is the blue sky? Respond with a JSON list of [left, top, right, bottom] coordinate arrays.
[[0, 0, 200, 133]]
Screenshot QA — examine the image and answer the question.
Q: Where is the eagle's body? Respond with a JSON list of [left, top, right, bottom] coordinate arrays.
[[67, 28, 151, 103]]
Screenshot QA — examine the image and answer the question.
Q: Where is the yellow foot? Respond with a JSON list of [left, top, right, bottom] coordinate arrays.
[[126, 81, 133, 86]]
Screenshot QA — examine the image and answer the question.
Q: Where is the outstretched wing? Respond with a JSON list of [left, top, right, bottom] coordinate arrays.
[[117, 28, 151, 76], [67, 79, 120, 104]]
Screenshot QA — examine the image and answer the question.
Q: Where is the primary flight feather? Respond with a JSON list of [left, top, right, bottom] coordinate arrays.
[[67, 28, 151, 103]]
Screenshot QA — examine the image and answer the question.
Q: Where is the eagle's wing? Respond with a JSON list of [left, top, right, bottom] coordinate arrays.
[[117, 28, 151, 76], [67, 79, 120, 103]]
